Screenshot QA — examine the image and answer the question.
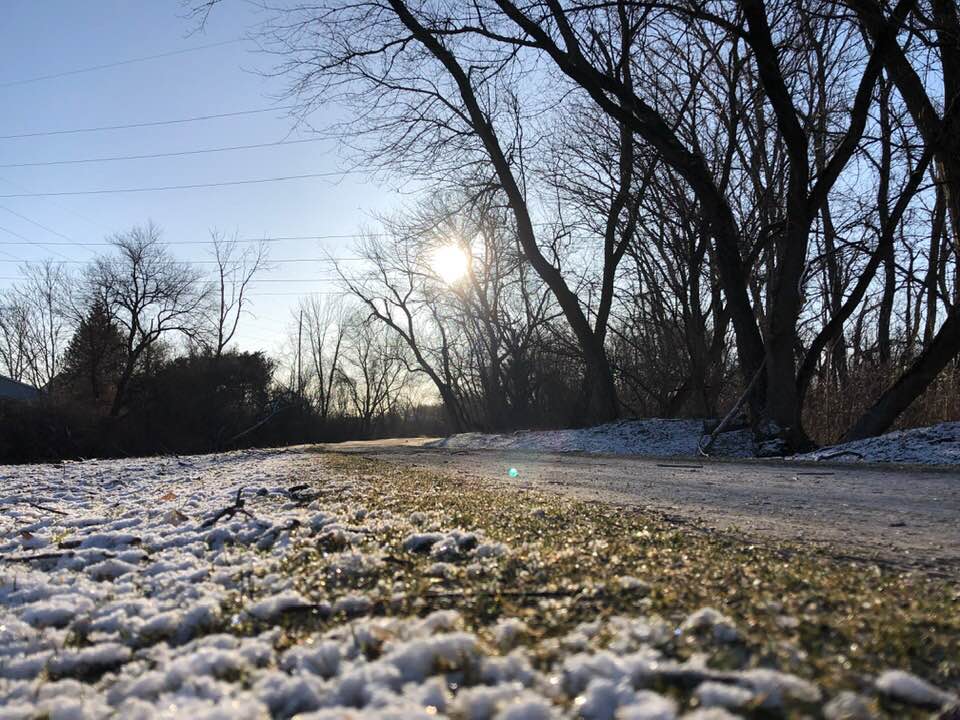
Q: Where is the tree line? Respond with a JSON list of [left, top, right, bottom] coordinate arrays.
[[190, 0, 960, 452], [3, 0, 959, 459], [0, 225, 445, 462]]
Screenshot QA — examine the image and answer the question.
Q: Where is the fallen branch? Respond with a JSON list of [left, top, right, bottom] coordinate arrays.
[[28, 501, 68, 516], [816, 450, 865, 461], [201, 487, 258, 529], [699, 359, 766, 457], [0, 500, 69, 517], [287, 484, 319, 504]]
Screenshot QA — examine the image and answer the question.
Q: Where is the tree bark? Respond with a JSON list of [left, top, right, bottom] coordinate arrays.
[[842, 307, 960, 441]]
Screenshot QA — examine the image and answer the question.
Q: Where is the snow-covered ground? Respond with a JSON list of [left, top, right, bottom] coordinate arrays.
[[431, 419, 960, 465], [431, 419, 754, 458], [795, 421, 960, 465], [1, 447, 957, 719]]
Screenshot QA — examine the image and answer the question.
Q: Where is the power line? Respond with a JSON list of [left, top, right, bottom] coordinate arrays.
[[0, 175, 111, 235], [0, 275, 348, 282], [0, 220, 72, 261], [0, 234, 382, 247], [0, 256, 357, 265], [0, 275, 344, 297], [0, 172, 347, 198], [247, 291, 343, 297], [0, 205, 73, 241], [0, 39, 245, 88], [0, 105, 295, 140], [0, 138, 327, 168]]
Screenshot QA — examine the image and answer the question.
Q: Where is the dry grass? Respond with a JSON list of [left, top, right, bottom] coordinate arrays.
[[803, 363, 960, 445], [258, 452, 960, 717]]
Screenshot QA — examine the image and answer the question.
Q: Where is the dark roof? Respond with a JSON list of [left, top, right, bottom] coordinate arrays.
[[0, 375, 41, 401]]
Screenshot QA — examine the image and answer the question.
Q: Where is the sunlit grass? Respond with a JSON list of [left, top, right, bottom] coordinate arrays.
[[271, 452, 959, 715]]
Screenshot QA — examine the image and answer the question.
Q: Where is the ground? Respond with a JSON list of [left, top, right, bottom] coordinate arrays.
[[333, 441, 960, 576], [1, 445, 958, 719]]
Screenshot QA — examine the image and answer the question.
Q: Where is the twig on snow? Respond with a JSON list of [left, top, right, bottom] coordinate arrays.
[[201, 487, 258, 529]]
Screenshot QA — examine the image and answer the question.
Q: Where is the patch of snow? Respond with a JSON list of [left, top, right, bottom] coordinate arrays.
[[493, 618, 529, 652], [246, 591, 312, 621], [680, 710, 741, 720], [680, 608, 740, 643], [617, 690, 677, 720], [431, 419, 754, 458], [797, 421, 960, 465], [737, 668, 821, 708], [875, 669, 957, 708], [694, 681, 754, 709], [436, 418, 960, 465], [823, 690, 875, 719]]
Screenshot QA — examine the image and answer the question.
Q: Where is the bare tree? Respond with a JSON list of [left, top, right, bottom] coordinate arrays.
[[85, 223, 209, 416], [191, 0, 958, 446], [839, 0, 960, 440], [206, 231, 268, 358], [339, 314, 409, 436], [0, 293, 32, 383], [0, 261, 72, 389], [297, 294, 349, 422]]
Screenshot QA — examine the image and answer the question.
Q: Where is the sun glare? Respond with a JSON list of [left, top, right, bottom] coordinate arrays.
[[430, 244, 469, 284]]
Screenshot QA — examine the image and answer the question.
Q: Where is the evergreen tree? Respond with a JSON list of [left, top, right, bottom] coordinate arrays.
[[60, 300, 124, 407]]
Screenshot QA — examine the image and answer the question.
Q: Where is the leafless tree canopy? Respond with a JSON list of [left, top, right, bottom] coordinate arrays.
[[189, 0, 959, 450], [83, 224, 211, 415], [3, 0, 959, 460]]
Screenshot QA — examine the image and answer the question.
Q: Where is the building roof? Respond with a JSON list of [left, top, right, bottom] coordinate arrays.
[[0, 375, 41, 401]]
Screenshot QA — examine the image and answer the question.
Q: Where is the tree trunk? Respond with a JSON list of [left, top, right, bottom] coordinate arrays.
[[925, 189, 946, 346], [842, 306, 960, 441], [877, 79, 895, 364]]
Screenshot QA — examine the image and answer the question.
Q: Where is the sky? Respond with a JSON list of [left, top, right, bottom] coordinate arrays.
[[0, 0, 402, 356]]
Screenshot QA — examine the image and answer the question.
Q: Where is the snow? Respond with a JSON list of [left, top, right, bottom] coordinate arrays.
[[433, 418, 960, 465], [679, 608, 739, 644], [247, 591, 313, 621], [693, 681, 754, 709], [430, 419, 754, 458], [1, 446, 955, 719], [796, 421, 960, 465], [875, 669, 958, 708], [822, 691, 874, 719]]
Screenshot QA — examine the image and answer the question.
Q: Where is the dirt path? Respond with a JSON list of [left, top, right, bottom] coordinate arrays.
[[322, 440, 960, 576]]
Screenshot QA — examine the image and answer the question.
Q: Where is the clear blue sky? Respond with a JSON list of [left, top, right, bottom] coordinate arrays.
[[0, 1, 400, 355]]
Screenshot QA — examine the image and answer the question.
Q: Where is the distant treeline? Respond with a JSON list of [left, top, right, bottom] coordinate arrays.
[[0, 348, 449, 464], [0, 227, 450, 463]]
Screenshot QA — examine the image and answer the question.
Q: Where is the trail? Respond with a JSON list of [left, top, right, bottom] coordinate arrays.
[[324, 438, 960, 576]]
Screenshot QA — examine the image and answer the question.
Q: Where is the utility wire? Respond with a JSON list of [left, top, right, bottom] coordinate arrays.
[[0, 39, 245, 88], [0, 215, 72, 261], [0, 106, 295, 140], [0, 138, 326, 168], [0, 234, 383, 246], [0, 205, 73, 241], [0, 257, 357, 265], [0, 275, 348, 282], [0, 172, 346, 198]]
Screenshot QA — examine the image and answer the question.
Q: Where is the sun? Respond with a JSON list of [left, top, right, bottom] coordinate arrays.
[[429, 244, 469, 284]]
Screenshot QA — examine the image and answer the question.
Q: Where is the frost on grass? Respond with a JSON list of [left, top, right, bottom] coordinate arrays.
[[1, 447, 957, 719]]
